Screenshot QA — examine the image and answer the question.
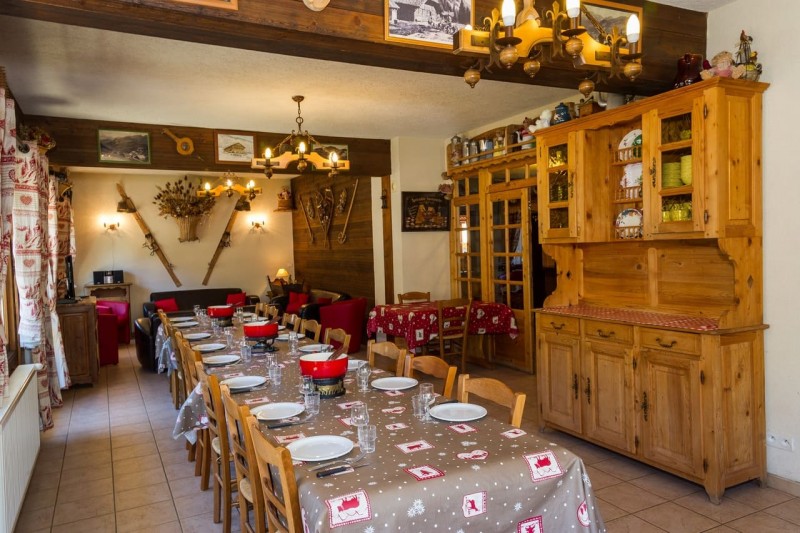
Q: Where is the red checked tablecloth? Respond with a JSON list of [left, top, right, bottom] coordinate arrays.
[[367, 301, 519, 350]]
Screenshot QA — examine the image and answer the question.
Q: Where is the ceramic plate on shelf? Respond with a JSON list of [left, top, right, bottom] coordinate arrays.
[[615, 208, 643, 228], [623, 163, 643, 187], [194, 343, 227, 353], [286, 435, 354, 462], [371, 377, 418, 391], [202, 354, 241, 366], [618, 129, 642, 150], [170, 316, 195, 323], [429, 403, 488, 423], [185, 332, 212, 341], [220, 375, 267, 392], [173, 321, 199, 328], [252, 402, 305, 421], [277, 333, 306, 341]]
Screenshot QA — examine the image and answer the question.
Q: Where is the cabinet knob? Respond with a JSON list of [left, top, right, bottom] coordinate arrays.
[[584, 377, 591, 404], [550, 321, 566, 331], [572, 373, 578, 400]]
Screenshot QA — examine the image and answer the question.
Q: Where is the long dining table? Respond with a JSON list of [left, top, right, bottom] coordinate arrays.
[[174, 317, 606, 533]]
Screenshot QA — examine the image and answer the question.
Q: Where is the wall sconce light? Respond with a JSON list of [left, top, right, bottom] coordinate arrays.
[[250, 216, 266, 232], [103, 217, 121, 231]]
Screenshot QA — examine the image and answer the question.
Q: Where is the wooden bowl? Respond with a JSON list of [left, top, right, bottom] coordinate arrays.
[[299, 352, 348, 380]]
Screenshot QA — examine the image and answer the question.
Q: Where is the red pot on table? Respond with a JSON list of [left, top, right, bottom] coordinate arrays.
[[299, 352, 348, 379], [207, 305, 234, 318], [243, 321, 278, 338]]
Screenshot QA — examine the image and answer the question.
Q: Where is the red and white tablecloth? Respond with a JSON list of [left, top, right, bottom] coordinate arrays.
[[367, 301, 518, 350]]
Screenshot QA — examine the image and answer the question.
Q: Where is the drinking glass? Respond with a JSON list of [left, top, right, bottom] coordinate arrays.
[[288, 331, 299, 356], [358, 424, 377, 453], [240, 341, 252, 364], [265, 353, 277, 368], [419, 383, 435, 421], [350, 403, 369, 428], [193, 304, 201, 320], [299, 375, 315, 395], [356, 362, 371, 392], [304, 391, 320, 415], [224, 327, 234, 349], [268, 364, 282, 386], [211, 318, 221, 336], [411, 394, 426, 420]]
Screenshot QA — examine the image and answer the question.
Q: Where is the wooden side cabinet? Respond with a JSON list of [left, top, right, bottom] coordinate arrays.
[[57, 301, 99, 385]]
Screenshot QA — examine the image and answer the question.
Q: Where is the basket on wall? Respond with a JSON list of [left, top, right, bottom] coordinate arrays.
[[176, 215, 201, 242]]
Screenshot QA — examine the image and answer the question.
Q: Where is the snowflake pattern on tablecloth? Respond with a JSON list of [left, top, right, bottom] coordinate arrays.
[[514, 502, 522, 511], [364, 527, 375, 533], [324, 483, 334, 488], [461, 440, 477, 446], [471, 464, 481, 471], [407, 499, 425, 517]]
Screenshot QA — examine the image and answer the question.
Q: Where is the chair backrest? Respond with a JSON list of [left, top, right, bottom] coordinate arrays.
[[221, 386, 265, 533], [281, 313, 301, 332], [397, 291, 431, 304], [255, 302, 268, 318], [436, 298, 472, 372], [245, 415, 303, 533], [266, 305, 280, 321], [323, 328, 352, 353], [404, 354, 457, 399], [195, 362, 230, 463], [300, 319, 322, 342], [176, 332, 202, 392], [158, 309, 174, 338], [368, 339, 407, 376], [457, 374, 526, 428]]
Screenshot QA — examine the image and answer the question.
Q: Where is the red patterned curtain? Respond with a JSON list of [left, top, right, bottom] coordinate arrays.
[[0, 88, 13, 401]]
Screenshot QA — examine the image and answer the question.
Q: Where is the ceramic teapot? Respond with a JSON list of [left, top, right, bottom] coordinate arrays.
[[552, 102, 571, 125]]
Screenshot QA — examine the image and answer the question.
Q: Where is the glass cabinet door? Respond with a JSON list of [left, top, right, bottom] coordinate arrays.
[[489, 190, 529, 311], [538, 133, 578, 241]]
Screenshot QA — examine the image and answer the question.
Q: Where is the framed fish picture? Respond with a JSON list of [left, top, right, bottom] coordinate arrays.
[[214, 131, 256, 164]]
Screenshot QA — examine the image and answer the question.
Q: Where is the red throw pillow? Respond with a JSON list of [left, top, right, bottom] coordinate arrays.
[[316, 297, 333, 306], [154, 297, 179, 312], [285, 291, 309, 314], [226, 292, 247, 307]]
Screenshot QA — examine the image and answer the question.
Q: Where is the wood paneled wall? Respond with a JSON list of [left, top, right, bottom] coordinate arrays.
[[291, 171, 384, 313]]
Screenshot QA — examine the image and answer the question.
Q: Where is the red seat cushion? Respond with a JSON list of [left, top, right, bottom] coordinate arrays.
[[316, 297, 333, 306], [226, 292, 247, 307], [320, 298, 367, 353], [154, 297, 179, 312], [285, 291, 309, 314]]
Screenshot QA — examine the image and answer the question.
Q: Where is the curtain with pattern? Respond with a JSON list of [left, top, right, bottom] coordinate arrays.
[[0, 88, 13, 401]]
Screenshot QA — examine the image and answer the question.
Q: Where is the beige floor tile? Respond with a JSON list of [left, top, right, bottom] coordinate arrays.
[[110, 413, 151, 427], [726, 511, 800, 532], [12, 505, 54, 532], [50, 512, 116, 533], [174, 489, 215, 518], [168, 475, 204, 499], [180, 511, 228, 533], [116, 499, 179, 533], [596, 482, 667, 513], [586, 464, 625, 490], [605, 515, 668, 532], [52, 492, 115, 526], [115, 480, 172, 512], [164, 459, 198, 481], [763, 498, 800, 526], [111, 421, 153, 437], [156, 436, 188, 454], [702, 527, 738, 532], [64, 438, 111, 458], [635, 501, 719, 533], [57, 476, 114, 505], [62, 448, 112, 471], [674, 491, 758, 523], [149, 414, 180, 430], [20, 487, 58, 513], [112, 431, 156, 449], [27, 470, 62, 492], [591, 456, 660, 481], [596, 497, 628, 522], [58, 463, 112, 487], [724, 481, 795, 510], [112, 440, 159, 461], [38, 446, 66, 463], [630, 472, 704, 500], [114, 454, 162, 476], [114, 466, 168, 492], [32, 456, 63, 475], [160, 448, 192, 466], [125, 521, 183, 533]]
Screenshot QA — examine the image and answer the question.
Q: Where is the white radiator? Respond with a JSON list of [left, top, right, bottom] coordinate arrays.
[[0, 364, 41, 533]]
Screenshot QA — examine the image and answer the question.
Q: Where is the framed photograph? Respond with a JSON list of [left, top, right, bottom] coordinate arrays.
[[169, 0, 238, 10], [98, 130, 150, 164], [401, 192, 450, 232], [385, 0, 474, 49], [581, 0, 643, 46], [214, 131, 255, 165]]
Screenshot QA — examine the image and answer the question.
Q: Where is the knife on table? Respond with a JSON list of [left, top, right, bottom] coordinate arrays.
[[266, 415, 316, 429], [316, 463, 370, 478]]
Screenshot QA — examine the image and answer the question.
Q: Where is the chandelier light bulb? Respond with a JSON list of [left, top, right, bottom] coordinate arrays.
[[264, 147, 272, 159], [626, 15, 640, 43], [330, 151, 339, 164], [298, 141, 306, 154], [566, 0, 580, 19], [501, 0, 517, 27]]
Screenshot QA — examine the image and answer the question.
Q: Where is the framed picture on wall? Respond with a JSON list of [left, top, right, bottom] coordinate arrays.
[[581, 0, 643, 48], [98, 130, 151, 164], [214, 131, 256, 164], [385, 0, 474, 49], [401, 192, 450, 232]]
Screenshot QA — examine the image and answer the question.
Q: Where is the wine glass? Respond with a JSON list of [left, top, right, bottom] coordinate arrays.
[[419, 383, 435, 421], [356, 362, 371, 392], [350, 403, 369, 428]]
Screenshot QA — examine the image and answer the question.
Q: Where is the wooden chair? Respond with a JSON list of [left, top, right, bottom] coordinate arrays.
[[397, 291, 431, 304], [266, 305, 280, 321], [254, 302, 268, 318], [176, 332, 207, 476], [367, 339, 407, 376], [300, 318, 322, 342], [221, 386, 267, 533], [457, 374, 526, 428], [159, 310, 183, 409], [404, 354, 457, 399], [196, 363, 237, 533], [323, 327, 352, 353], [428, 298, 471, 373], [281, 313, 301, 332], [245, 415, 303, 533]]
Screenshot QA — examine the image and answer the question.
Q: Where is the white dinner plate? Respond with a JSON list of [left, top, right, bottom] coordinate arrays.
[[241, 312, 256, 319], [185, 332, 212, 341], [348, 359, 366, 372], [299, 344, 331, 353], [278, 325, 286, 331], [429, 403, 488, 423], [619, 128, 642, 150], [194, 343, 227, 353], [220, 375, 267, 392], [277, 333, 305, 341], [252, 402, 305, 421], [173, 321, 199, 328], [371, 377, 418, 391], [202, 354, 241, 366], [286, 435, 354, 462], [170, 316, 195, 323]]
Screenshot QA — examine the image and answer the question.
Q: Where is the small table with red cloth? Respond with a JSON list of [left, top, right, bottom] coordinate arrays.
[[366, 301, 518, 364]]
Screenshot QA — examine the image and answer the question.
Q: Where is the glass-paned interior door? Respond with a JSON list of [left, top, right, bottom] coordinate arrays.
[[452, 199, 482, 301]]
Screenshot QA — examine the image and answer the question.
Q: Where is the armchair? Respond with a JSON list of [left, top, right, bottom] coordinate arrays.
[[96, 299, 131, 344], [96, 305, 119, 366], [319, 297, 367, 353], [272, 288, 350, 322]]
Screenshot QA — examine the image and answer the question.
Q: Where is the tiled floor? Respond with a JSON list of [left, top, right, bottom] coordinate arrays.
[[13, 344, 800, 532]]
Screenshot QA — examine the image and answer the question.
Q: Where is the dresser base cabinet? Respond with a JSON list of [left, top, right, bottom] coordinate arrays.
[[57, 302, 99, 385], [536, 313, 765, 503]]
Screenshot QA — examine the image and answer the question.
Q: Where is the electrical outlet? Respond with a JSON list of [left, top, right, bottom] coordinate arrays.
[[767, 432, 795, 451]]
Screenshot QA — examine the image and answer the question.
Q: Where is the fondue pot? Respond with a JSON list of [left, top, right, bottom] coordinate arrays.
[[207, 305, 234, 318], [299, 352, 348, 398], [243, 321, 278, 338]]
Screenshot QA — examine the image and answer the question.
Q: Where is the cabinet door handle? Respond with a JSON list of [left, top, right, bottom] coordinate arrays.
[[641, 391, 649, 421], [584, 377, 591, 404], [655, 337, 677, 349], [550, 321, 565, 331], [572, 374, 578, 400], [597, 329, 615, 339], [650, 157, 657, 187]]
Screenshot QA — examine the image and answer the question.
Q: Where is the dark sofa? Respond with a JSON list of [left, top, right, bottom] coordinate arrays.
[[271, 288, 349, 322], [135, 287, 259, 370]]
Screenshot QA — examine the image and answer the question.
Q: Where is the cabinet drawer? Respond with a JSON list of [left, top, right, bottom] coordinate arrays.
[[583, 320, 633, 344], [538, 314, 580, 335], [640, 328, 700, 354]]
